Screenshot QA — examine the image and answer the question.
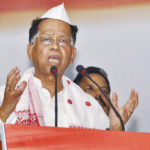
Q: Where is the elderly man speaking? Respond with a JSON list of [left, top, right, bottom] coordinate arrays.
[[0, 4, 138, 131]]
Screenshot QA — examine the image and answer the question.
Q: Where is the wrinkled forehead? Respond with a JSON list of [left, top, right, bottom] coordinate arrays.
[[38, 18, 71, 36]]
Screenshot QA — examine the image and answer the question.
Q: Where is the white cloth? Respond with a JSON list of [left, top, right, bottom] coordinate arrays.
[[0, 68, 109, 129]]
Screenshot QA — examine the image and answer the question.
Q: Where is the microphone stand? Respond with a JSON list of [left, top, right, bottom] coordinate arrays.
[[50, 66, 58, 127], [54, 71, 58, 127]]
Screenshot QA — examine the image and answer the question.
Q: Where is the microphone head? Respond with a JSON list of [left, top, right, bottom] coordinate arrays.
[[76, 65, 87, 75], [50, 66, 58, 74]]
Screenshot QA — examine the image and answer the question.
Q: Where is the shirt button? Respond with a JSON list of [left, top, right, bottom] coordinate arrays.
[[85, 101, 91, 107], [67, 99, 72, 104], [67, 80, 70, 85]]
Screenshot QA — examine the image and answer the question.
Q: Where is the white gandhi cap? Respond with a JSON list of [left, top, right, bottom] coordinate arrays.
[[41, 3, 71, 24]]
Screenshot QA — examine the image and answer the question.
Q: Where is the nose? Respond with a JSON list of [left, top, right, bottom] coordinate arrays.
[[50, 39, 59, 51]]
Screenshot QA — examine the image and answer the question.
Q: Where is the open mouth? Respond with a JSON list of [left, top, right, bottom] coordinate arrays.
[[48, 55, 60, 65]]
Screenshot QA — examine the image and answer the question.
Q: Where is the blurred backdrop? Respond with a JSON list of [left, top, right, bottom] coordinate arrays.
[[1, 0, 150, 132]]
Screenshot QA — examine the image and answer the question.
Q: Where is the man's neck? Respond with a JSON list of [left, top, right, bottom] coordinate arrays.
[[34, 72, 63, 98]]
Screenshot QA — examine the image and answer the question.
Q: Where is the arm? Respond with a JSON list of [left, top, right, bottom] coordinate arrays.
[[0, 67, 27, 122]]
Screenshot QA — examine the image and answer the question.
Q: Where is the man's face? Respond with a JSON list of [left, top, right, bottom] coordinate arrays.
[[79, 73, 110, 115], [28, 18, 76, 77]]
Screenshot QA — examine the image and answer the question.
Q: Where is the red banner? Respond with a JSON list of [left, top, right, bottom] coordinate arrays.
[[1, 124, 150, 150]]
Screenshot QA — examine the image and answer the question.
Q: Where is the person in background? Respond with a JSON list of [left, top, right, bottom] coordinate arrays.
[[74, 66, 111, 115], [74, 66, 138, 128]]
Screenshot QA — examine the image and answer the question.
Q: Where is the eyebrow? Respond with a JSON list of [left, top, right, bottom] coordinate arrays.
[[39, 32, 70, 36]]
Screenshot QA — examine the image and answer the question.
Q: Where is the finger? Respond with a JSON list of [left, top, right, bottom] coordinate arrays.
[[6, 68, 20, 90], [14, 81, 27, 98], [130, 89, 135, 99], [130, 90, 138, 105], [7, 67, 17, 79], [9, 74, 21, 90], [126, 89, 136, 105], [8, 67, 20, 83], [112, 92, 118, 108], [6, 67, 19, 83], [131, 91, 138, 111], [125, 98, 136, 114], [5, 67, 17, 90], [125, 91, 138, 115], [123, 107, 128, 124], [135, 91, 138, 107]]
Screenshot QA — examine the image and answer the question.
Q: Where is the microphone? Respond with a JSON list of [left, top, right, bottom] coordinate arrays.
[[50, 66, 58, 75], [76, 65, 125, 131], [50, 66, 58, 127]]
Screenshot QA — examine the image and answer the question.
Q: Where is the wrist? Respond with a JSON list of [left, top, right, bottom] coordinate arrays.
[[110, 124, 122, 131], [0, 107, 9, 122]]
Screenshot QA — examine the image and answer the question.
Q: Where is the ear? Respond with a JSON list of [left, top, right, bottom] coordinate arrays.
[[70, 47, 76, 64], [27, 44, 33, 60]]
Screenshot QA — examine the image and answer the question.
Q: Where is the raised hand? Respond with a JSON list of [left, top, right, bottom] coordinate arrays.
[[109, 89, 138, 131], [0, 67, 27, 122]]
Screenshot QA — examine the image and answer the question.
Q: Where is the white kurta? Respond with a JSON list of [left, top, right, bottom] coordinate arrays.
[[0, 68, 109, 130]]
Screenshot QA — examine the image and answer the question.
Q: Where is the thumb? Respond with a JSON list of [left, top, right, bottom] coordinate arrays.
[[15, 81, 27, 97], [112, 92, 118, 108]]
